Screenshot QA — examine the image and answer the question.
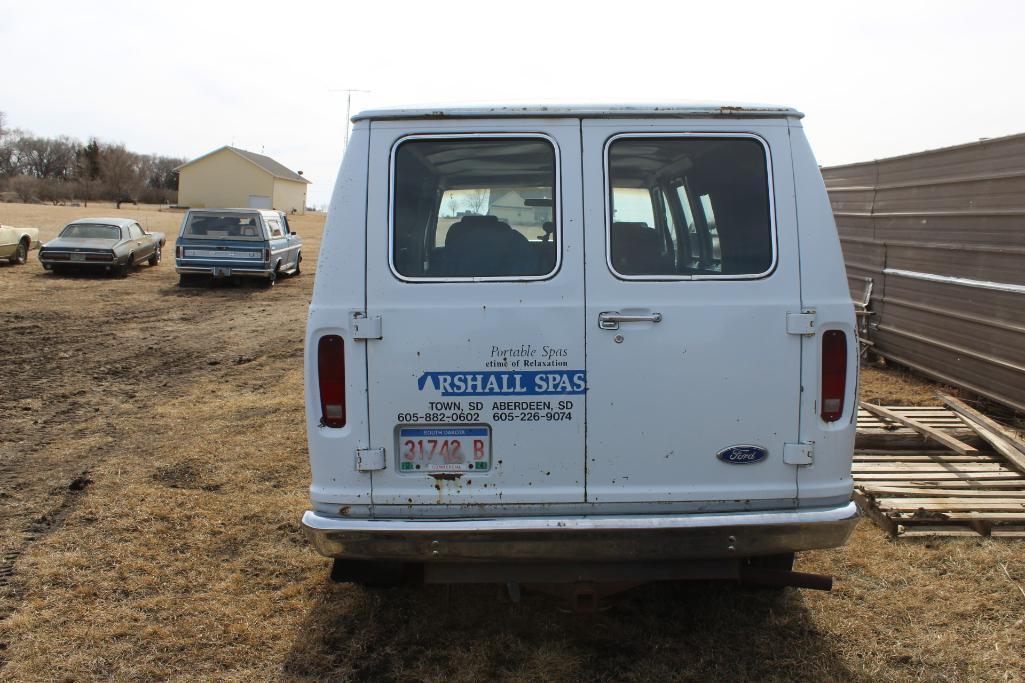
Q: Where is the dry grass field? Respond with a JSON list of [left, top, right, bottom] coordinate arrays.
[[1, 201, 1024, 681]]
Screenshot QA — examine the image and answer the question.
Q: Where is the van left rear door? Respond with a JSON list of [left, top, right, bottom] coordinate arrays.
[[364, 119, 586, 507]]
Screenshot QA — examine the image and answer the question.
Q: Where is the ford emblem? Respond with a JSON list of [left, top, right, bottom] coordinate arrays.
[[716, 445, 768, 465]]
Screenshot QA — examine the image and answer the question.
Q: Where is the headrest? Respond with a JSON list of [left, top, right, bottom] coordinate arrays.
[[445, 215, 509, 248], [455, 214, 499, 227]]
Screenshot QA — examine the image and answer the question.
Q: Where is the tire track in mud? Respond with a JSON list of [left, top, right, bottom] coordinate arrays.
[[0, 272, 310, 657]]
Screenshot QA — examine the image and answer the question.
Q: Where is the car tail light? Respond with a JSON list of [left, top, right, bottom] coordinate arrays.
[[318, 335, 346, 428], [821, 330, 848, 422], [86, 253, 114, 262]]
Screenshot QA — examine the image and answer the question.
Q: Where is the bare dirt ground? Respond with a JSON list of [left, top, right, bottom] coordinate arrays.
[[1, 202, 1024, 681]]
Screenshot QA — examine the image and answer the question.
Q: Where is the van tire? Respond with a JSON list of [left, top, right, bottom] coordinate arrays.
[[745, 552, 795, 571], [330, 558, 406, 588], [740, 552, 796, 590]]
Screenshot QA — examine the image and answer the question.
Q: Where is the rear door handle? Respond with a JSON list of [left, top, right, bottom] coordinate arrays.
[[598, 311, 663, 330]]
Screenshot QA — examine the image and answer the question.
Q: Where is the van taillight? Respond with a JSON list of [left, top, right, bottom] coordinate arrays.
[[264, 248, 270, 262], [318, 335, 346, 428], [821, 330, 847, 422], [176, 245, 182, 258]]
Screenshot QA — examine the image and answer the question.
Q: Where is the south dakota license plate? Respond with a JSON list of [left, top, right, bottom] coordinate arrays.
[[397, 426, 491, 472]]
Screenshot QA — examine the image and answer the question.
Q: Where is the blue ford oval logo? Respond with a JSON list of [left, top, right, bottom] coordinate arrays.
[[716, 445, 768, 465]]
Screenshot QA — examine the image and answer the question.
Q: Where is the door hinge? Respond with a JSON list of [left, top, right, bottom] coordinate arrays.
[[786, 311, 816, 336], [356, 447, 386, 471], [352, 313, 382, 340], [783, 442, 814, 465]]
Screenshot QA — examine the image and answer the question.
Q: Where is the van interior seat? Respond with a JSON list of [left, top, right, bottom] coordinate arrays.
[[611, 221, 670, 275], [442, 214, 537, 276]]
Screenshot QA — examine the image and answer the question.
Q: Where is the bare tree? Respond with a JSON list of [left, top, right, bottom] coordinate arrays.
[[101, 144, 141, 208], [17, 135, 79, 180], [445, 194, 459, 217], [0, 113, 22, 178], [8, 175, 40, 202], [464, 189, 488, 214]]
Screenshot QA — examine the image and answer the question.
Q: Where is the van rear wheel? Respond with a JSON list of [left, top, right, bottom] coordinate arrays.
[[740, 552, 796, 591], [330, 558, 409, 588], [745, 553, 795, 572]]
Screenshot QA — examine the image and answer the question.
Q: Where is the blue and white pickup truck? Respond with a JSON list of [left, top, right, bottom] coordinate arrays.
[[174, 208, 302, 287]]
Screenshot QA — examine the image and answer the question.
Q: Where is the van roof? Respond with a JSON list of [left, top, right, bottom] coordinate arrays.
[[352, 102, 803, 122]]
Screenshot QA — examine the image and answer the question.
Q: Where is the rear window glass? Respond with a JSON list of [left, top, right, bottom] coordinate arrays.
[[392, 137, 558, 279], [60, 224, 121, 240], [183, 212, 264, 240], [608, 137, 773, 277]]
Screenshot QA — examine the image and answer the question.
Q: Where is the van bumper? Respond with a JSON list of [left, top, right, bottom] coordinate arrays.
[[301, 502, 860, 562]]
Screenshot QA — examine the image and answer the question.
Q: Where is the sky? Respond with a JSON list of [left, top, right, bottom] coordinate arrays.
[[2, 0, 1023, 207]]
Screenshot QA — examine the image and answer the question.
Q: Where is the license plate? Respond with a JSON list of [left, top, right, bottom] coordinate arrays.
[[70, 254, 86, 262], [397, 426, 491, 472]]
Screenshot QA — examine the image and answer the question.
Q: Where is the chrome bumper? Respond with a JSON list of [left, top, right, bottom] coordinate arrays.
[[301, 502, 860, 562], [176, 264, 273, 278]]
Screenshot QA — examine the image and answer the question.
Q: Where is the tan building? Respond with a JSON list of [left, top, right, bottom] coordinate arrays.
[[176, 146, 311, 214]]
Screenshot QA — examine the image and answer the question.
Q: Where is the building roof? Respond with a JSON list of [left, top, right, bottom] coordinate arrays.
[[175, 146, 311, 184], [352, 101, 802, 122], [68, 217, 138, 228]]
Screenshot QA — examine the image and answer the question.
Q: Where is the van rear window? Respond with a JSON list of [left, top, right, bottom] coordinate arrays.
[[391, 137, 558, 279], [607, 137, 773, 278]]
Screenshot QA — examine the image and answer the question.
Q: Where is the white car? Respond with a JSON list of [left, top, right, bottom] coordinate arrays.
[[301, 103, 859, 596], [0, 224, 40, 265]]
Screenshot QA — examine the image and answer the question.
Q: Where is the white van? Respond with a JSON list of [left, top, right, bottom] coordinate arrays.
[[302, 103, 859, 593]]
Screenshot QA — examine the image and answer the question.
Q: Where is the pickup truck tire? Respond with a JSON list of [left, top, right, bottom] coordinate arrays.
[[260, 269, 277, 289], [178, 274, 199, 288], [9, 238, 28, 265], [148, 246, 161, 266], [293, 252, 301, 276]]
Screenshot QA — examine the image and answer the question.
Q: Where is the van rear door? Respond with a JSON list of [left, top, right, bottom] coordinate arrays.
[[582, 121, 802, 505], [365, 120, 586, 506]]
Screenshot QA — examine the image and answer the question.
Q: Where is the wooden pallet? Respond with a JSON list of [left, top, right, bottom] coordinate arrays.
[[855, 406, 982, 450], [853, 405, 1025, 538]]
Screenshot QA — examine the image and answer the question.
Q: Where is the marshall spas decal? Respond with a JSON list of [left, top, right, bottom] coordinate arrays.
[[418, 370, 586, 396]]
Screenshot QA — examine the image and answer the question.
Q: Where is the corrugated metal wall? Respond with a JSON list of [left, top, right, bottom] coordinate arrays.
[[822, 132, 1025, 413]]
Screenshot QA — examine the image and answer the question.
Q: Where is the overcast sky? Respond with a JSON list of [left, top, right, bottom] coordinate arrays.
[[2, 0, 1023, 206]]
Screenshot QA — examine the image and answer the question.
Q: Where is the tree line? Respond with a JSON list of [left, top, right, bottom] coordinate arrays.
[[0, 111, 187, 207]]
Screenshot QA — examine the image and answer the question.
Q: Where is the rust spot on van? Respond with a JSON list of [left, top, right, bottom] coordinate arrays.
[[339, 505, 351, 515], [430, 472, 463, 481]]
